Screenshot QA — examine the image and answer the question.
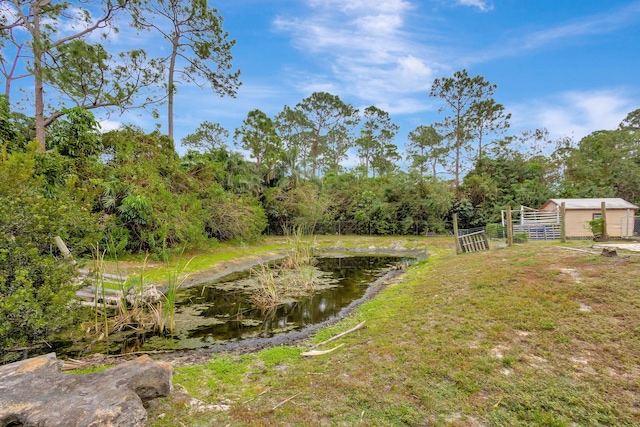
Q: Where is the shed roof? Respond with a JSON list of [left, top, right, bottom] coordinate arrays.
[[542, 198, 639, 210]]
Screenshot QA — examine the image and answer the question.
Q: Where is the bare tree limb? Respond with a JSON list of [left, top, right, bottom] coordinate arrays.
[[310, 321, 366, 349], [301, 343, 345, 356]]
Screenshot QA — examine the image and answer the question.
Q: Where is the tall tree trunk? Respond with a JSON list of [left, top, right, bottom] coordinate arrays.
[[168, 34, 179, 141], [365, 140, 369, 177], [454, 109, 462, 189], [311, 131, 320, 177], [455, 137, 460, 189], [33, 5, 45, 151]]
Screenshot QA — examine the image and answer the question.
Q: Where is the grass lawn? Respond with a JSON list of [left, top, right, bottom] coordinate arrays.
[[141, 236, 639, 426]]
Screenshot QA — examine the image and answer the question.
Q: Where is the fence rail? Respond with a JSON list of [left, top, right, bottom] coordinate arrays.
[[75, 269, 128, 308], [620, 216, 640, 239], [514, 224, 561, 240], [519, 208, 560, 224], [458, 230, 490, 253]]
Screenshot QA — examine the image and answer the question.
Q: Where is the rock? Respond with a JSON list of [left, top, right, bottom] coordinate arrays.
[[127, 284, 164, 305], [0, 353, 173, 427], [601, 248, 618, 257]]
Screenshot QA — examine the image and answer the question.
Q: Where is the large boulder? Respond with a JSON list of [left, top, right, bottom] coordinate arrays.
[[0, 353, 173, 427]]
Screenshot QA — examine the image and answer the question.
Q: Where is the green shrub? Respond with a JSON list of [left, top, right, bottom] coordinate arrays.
[[0, 145, 88, 354], [588, 217, 604, 237], [513, 232, 528, 243]]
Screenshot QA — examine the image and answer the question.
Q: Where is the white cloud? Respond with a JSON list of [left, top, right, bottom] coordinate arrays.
[[273, 0, 436, 112], [397, 55, 433, 85], [510, 89, 636, 143], [457, 0, 493, 12], [355, 14, 403, 34], [0, 3, 21, 28], [470, 2, 640, 63], [98, 119, 122, 132], [309, 0, 413, 15], [524, 6, 640, 50]]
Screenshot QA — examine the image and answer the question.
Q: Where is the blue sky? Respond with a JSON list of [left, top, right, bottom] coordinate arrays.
[[155, 0, 640, 162], [6, 0, 640, 165]]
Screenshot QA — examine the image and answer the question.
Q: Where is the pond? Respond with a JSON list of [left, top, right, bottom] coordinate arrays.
[[54, 253, 413, 357]]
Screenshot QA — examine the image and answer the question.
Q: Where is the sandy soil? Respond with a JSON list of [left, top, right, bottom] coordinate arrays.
[[592, 243, 640, 252]]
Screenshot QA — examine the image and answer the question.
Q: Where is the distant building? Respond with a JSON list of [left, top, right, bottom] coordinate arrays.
[[540, 198, 639, 238]]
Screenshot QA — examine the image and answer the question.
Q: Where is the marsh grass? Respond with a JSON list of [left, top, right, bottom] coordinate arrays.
[[249, 263, 281, 310], [292, 265, 317, 291], [281, 226, 315, 270], [248, 262, 322, 311], [144, 237, 640, 426], [156, 254, 193, 335], [89, 244, 110, 338], [109, 254, 149, 333], [85, 248, 192, 338], [248, 230, 321, 310]]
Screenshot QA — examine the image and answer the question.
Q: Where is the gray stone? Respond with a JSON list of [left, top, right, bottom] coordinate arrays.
[[0, 353, 173, 427], [127, 284, 164, 305]]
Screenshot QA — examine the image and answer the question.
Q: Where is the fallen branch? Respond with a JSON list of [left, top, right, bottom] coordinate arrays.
[[271, 392, 303, 411], [557, 246, 600, 255], [301, 343, 345, 357], [311, 320, 366, 349], [558, 246, 632, 258], [242, 388, 270, 404], [61, 358, 89, 371]]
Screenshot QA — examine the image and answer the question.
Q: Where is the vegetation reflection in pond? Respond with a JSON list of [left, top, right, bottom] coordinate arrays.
[[50, 254, 410, 356], [164, 255, 407, 346]]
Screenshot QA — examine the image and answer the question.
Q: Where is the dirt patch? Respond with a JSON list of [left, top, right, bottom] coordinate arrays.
[[593, 243, 640, 253]]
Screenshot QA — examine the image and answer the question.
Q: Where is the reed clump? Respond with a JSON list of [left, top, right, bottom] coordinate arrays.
[[249, 263, 281, 310], [281, 226, 316, 270], [82, 248, 191, 340], [250, 258, 322, 311]]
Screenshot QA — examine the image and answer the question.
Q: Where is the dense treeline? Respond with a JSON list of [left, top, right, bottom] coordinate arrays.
[[2, 92, 639, 252]]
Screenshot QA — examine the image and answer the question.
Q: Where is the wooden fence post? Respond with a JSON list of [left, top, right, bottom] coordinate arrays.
[[453, 213, 461, 254], [560, 202, 566, 243], [506, 206, 514, 246], [601, 201, 608, 240], [53, 236, 76, 265]]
